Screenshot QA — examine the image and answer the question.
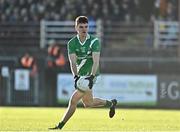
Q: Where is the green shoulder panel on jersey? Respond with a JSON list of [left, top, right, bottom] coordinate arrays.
[[67, 36, 77, 54], [89, 35, 101, 52]]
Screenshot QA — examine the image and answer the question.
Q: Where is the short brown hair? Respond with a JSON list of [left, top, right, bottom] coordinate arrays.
[[75, 16, 88, 26]]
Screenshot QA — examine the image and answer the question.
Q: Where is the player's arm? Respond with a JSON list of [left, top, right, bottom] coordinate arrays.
[[86, 52, 100, 89], [69, 53, 80, 88], [68, 53, 78, 76], [85, 38, 100, 89], [91, 52, 100, 76]]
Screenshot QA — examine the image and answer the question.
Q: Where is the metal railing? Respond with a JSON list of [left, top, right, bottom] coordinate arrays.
[[154, 21, 179, 49], [40, 20, 153, 49], [0, 21, 179, 50], [40, 20, 102, 48]]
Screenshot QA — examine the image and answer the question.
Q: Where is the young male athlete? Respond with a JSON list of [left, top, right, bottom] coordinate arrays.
[[49, 16, 117, 130]]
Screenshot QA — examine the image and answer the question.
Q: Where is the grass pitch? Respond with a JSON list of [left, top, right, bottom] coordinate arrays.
[[0, 107, 180, 132]]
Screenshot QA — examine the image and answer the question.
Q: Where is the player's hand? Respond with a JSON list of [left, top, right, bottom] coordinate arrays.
[[85, 75, 95, 89], [74, 75, 80, 89]]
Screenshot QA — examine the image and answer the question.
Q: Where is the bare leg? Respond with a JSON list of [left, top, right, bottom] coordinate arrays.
[[82, 90, 106, 108], [61, 90, 84, 123], [92, 98, 107, 107], [49, 90, 85, 130], [82, 90, 117, 118]]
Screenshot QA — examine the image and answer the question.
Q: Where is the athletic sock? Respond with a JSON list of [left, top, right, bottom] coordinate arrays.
[[105, 100, 112, 107], [57, 121, 65, 129]]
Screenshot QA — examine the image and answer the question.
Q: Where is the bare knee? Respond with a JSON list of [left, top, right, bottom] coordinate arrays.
[[83, 102, 93, 108], [69, 98, 78, 106]]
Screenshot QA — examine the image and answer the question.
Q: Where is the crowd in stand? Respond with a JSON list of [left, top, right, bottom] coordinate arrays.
[[0, 0, 178, 23]]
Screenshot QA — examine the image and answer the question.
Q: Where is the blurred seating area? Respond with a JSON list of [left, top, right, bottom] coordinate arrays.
[[0, 0, 178, 23], [0, 0, 180, 109]]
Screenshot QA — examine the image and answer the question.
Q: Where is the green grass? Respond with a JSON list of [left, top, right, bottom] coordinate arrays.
[[0, 107, 180, 131]]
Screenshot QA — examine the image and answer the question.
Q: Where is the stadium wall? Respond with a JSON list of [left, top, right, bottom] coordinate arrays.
[[1, 64, 180, 108]]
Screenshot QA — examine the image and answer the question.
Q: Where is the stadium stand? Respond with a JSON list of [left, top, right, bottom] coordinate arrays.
[[0, 22, 40, 47], [0, 0, 179, 71], [0, 0, 178, 48], [0, 0, 177, 23], [0, 0, 137, 22]]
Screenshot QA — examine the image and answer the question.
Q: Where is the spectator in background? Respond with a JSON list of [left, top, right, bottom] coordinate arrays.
[[152, 0, 178, 21], [0, 0, 178, 23], [166, 1, 178, 21], [47, 39, 66, 68], [20, 53, 37, 76], [110, 0, 120, 21]]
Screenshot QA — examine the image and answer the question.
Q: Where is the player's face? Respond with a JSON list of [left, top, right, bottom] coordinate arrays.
[[75, 23, 88, 37]]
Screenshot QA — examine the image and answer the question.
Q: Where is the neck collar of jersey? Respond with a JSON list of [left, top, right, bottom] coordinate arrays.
[[77, 34, 90, 45]]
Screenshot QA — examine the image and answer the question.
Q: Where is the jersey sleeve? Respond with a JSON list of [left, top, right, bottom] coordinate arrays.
[[91, 38, 101, 52], [67, 41, 76, 54]]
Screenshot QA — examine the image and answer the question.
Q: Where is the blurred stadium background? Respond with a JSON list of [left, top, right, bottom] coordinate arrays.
[[0, 0, 180, 109]]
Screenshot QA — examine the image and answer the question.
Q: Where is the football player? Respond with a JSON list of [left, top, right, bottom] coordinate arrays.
[[49, 16, 117, 130]]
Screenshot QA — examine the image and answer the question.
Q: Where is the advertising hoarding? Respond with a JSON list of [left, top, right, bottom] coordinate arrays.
[[158, 75, 180, 108], [14, 69, 30, 91], [57, 74, 157, 106]]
